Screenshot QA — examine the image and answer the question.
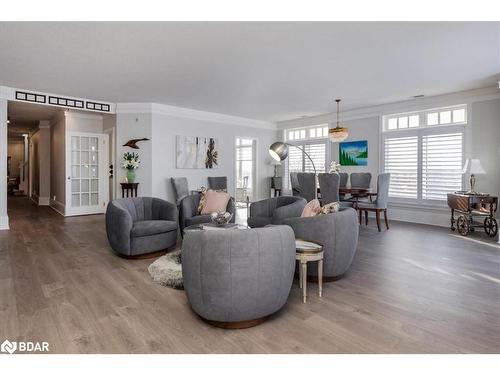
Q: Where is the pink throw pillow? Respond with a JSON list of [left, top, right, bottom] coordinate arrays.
[[201, 189, 231, 215], [301, 199, 321, 217]]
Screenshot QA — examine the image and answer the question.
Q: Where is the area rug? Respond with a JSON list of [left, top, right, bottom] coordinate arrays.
[[148, 250, 183, 290]]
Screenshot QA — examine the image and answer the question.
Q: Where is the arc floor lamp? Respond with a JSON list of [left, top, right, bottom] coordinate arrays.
[[269, 141, 318, 199]]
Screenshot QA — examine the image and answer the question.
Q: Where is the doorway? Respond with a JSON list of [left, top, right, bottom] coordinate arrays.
[[66, 132, 109, 216], [234, 137, 257, 207]]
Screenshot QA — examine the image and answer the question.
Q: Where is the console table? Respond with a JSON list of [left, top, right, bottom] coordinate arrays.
[[120, 182, 139, 198], [447, 192, 498, 237], [270, 176, 282, 197]]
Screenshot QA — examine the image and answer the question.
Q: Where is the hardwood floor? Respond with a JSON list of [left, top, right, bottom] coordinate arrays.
[[1, 196, 499, 353]]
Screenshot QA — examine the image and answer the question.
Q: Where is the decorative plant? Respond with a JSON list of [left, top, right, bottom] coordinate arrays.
[[122, 152, 140, 170], [329, 161, 341, 173], [122, 152, 140, 183]]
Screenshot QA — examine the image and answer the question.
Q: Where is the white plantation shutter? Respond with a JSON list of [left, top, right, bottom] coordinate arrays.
[[422, 132, 463, 200], [284, 141, 327, 190], [284, 145, 304, 190], [304, 143, 326, 174], [384, 136, 418, 199]]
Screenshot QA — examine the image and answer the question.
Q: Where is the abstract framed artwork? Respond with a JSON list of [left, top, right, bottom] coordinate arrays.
[[339, 140, 368, 166], [176, 136, 219, 169]]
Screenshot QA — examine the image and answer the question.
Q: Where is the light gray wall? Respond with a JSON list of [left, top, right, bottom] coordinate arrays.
[[8, 139, 24, 179], [151, 113, 278, 203], [329, 116, 380, 189], [469, 99, 500, 214], [116, 113, 153, 196]]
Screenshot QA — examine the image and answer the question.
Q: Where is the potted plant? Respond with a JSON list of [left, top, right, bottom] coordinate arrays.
[[122, 152, 140, 183]]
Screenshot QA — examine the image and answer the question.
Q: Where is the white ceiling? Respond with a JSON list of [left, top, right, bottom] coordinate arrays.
[[0, 22, 498, 122]]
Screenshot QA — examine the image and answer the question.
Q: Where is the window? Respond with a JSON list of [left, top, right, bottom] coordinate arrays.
[[283, 125, 328, 191], [235, 138, 256, 203], [382, 105, 466, 204], [384, 104, 466, 131]]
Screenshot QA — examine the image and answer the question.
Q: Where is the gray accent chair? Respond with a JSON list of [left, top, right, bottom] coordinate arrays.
[[106, 197, 178, 257], [179, 192, 236, 234], [247, 196, 307, 228], [318, 173, 340, 204], [357, 173, 391, 232], [182, 225, 296, 328], [283, 207, 359, 279], [296, 172, 316, 202], [171, 177, 189, 206], [208, 176, 227, 191]]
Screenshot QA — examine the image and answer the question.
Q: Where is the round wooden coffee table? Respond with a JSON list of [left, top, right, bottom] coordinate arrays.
[[295, 239, 324, 303]]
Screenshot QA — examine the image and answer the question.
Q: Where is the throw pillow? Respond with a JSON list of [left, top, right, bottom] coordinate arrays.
[[319, 201, 340, 215], [197, 187, 208, 214], [201, 189, 231, 215], [301, 199, 321, 217]]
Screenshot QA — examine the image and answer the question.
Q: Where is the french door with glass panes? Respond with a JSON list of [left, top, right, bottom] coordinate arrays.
[[66, 132, 109, 216]]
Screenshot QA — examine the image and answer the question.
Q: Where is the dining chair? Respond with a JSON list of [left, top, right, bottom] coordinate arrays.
[[318, 173, 340, 205], [290, 172, 301, 197], [208, 176, 228, 191], [350, 172, 372, 188], [296, 172, 316, 202], [171, 177, 189, 206], [356, 173, 391, 232], [338, 172, 349, 201]]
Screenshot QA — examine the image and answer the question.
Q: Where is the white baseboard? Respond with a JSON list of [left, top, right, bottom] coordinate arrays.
[[388, 204, 449, 228], [0, 215, 9, 230], [50, 199, 65, 216], [38, 196, 50, 206]]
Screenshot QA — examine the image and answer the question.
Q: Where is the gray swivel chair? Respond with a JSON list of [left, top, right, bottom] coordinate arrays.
[[208, 176, 227, 191], [179, 192, 236, 235], [318, 173, 340, 205], [171, 177, 189, 206], [297, 172, 316, 202], [106, 197, 178, 257], [357, 173, 391, 232], [283, 207, 359, 280], [247, 196, 307, 228], [182, 225, 296, 328]]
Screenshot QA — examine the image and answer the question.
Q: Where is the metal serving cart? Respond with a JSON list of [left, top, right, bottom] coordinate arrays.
[[447, 192, 498, 237]]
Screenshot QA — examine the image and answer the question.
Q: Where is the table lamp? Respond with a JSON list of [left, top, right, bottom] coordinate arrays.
[[462, 158, 486, 194]]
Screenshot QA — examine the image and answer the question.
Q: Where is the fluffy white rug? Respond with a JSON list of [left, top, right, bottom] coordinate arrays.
[[148, 250, 183, 290]]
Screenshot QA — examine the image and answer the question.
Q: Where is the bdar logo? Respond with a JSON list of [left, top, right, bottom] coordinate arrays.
[[1, 340, 17, 354]]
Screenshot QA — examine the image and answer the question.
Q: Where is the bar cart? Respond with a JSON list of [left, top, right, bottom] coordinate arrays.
[[447, 192, 498, 237]]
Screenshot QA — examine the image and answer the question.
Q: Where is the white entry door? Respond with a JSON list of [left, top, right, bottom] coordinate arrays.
[[66, 132, 109, 216]]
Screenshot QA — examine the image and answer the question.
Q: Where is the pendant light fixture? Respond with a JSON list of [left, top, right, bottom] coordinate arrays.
[[328, 99, 349, 142]]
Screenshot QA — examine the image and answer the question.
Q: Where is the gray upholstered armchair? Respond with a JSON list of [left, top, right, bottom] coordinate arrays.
[[179, 193, 236, 234], [247, 196, 307, 228], [182, 225, 296, 328], [105, 197, 178, 257], [282, 207, 359, 280]]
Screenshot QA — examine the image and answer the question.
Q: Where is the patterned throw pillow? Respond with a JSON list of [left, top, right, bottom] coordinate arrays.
[[319, 202, 340, 215], [198, 187, 208, 214], [301, 199, 321, 217]]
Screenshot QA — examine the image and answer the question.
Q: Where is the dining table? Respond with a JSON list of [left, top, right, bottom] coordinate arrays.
[[318, 186, 373, 208]]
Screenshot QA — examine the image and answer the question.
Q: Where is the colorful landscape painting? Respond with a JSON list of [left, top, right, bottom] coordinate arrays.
[[339, 140, 368, 166]]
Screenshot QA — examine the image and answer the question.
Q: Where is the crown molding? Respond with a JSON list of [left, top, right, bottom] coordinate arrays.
[[116, 102, 277, 130], [277, 86, 500, 129]]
